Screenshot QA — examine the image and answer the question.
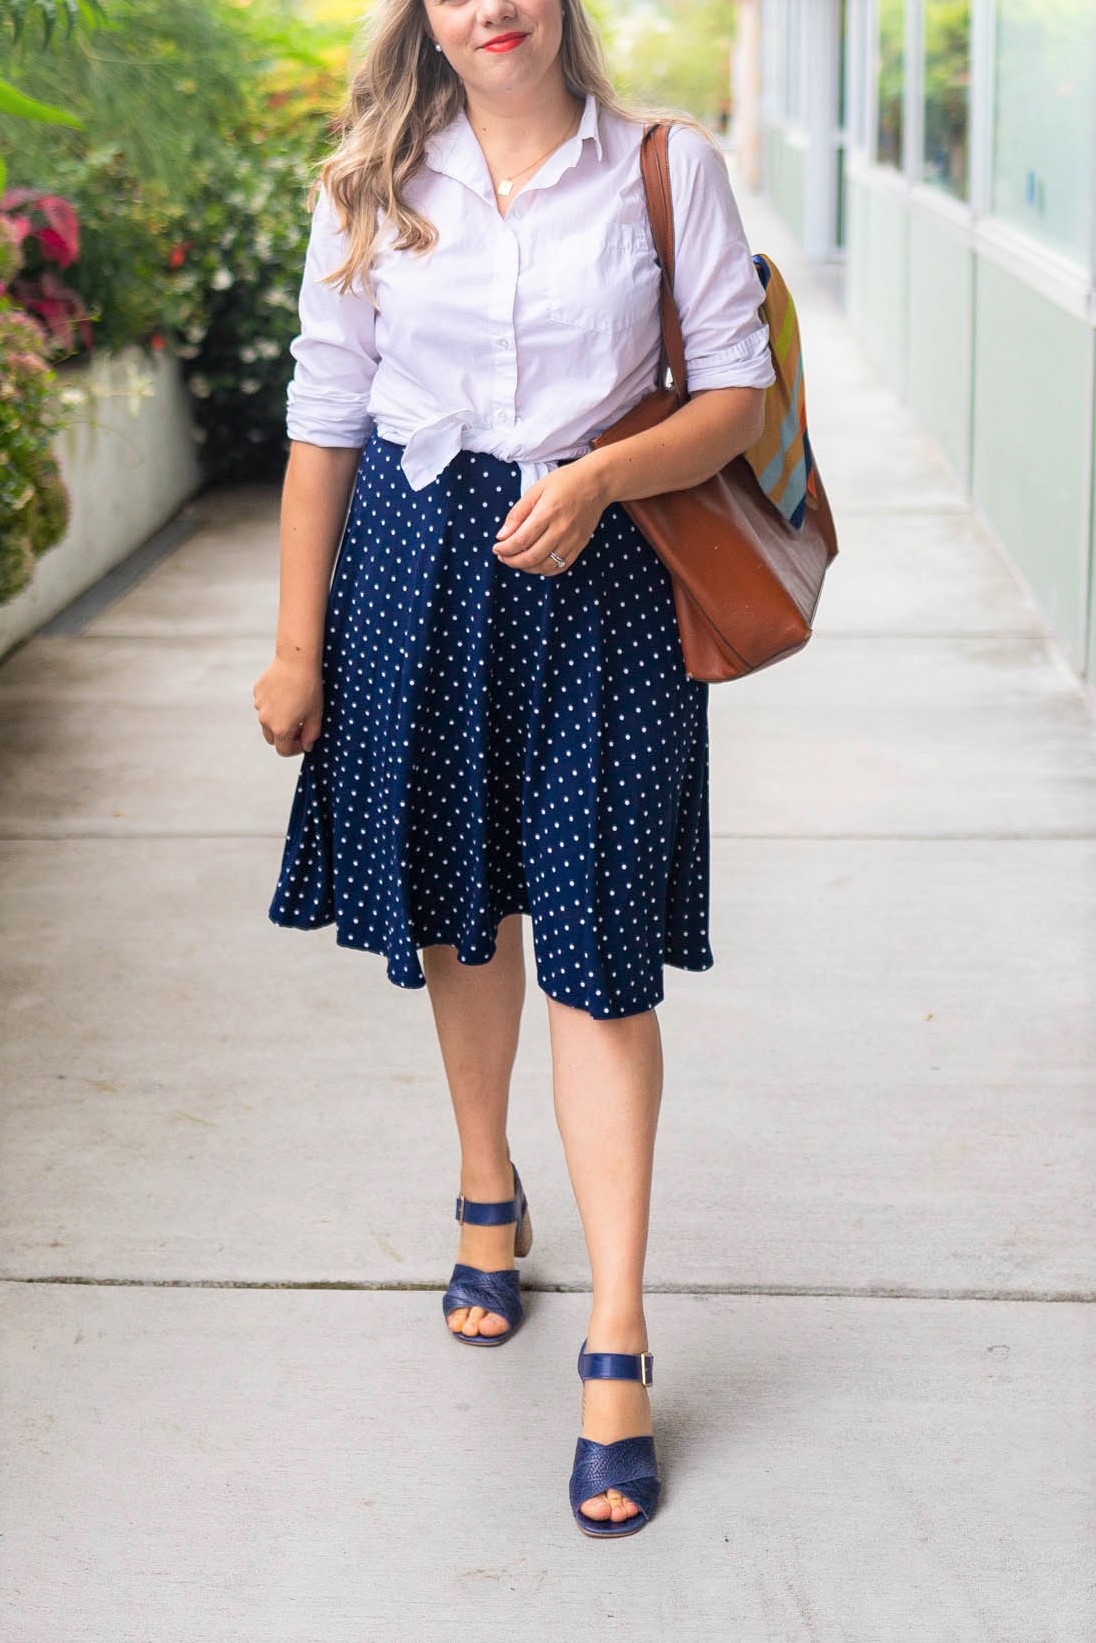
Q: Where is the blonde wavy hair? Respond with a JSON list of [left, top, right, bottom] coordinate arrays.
[[312, 0, 709, 299]]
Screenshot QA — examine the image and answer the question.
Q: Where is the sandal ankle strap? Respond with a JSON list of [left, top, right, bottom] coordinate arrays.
[[577, 1338, 654, 1387], [455, 1163, 523, 1227]]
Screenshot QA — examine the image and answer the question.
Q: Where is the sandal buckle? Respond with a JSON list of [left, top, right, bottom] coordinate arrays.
[[638, 1351, 653, 1386], [455, 1193, 465, 1224]]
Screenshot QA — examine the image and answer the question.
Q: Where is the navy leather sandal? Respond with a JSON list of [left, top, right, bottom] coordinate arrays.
[[569, 1339, 661, 1537], [441, 1160, 532, 1347]]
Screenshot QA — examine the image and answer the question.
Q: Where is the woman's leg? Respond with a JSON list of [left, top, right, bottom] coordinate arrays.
[[547, 996, 663, 1525], [421, 912, 527, 1338]]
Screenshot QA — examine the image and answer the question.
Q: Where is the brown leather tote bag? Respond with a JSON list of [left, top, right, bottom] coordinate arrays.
[[590, 123, 839, 683]]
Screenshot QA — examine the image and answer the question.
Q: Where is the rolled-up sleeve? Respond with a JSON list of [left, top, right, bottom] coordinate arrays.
[[285, 185, 380, 447], [665, 126, 777, 393]]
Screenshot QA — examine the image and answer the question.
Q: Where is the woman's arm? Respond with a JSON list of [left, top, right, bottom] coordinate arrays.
[[493, 385, 764, 570], [252, 440, 361, 757], [274, 440, 361, 664], [253, 178, 380, 754], [586, 383, 765, 501]]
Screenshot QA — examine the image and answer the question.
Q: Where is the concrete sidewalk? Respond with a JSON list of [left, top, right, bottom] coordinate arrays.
[[1, 180, 1094, 1642]]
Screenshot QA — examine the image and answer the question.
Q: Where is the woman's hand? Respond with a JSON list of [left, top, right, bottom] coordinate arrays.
[[490, 387, 765, 577], [492, 458, 609, 576], [253, 654, 324, 757]]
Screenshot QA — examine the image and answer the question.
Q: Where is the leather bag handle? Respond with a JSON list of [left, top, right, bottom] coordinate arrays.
[[639, 122, 689, 406]]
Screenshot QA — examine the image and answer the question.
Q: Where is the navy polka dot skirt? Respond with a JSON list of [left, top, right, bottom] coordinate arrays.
[[267, 432, 714, 1019]]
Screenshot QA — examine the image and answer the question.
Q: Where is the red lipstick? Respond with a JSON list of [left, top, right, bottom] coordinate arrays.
[[482, 33, 528, 52]]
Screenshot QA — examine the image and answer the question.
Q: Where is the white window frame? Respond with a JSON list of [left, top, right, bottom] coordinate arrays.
[[849, 0, 1095, 316], [967, 0, 1092, 314], [845, 0, 869, 154]]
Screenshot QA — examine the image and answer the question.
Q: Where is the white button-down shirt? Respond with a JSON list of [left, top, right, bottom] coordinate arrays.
[[285, 92, 776, 494]]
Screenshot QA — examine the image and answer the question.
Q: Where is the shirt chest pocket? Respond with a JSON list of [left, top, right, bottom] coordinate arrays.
[[538, 222, 661, 337]]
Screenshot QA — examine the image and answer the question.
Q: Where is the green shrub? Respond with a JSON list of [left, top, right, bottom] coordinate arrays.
[[14, 146, 181, 356], [1, 0, 341, 479], [167, 133, 325, 481], [0, 0, 267, 200], [0, 299, 70, 603], [26, 451, 69, 551]]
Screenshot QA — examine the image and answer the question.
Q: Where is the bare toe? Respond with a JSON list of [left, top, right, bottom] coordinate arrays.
[[447, 1304, 510, 1338], [580, 1488, 640, 1523]]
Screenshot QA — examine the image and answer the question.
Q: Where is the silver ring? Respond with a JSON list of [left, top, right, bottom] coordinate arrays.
[[548, 550, 567, 569]]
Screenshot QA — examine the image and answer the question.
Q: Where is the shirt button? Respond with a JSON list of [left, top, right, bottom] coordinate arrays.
[[494, 409, 514, 425], [496, 335, 512, 352]]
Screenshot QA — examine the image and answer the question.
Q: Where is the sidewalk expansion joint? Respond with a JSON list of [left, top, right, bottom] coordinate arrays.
[[3, 1276, 1093, 1303]]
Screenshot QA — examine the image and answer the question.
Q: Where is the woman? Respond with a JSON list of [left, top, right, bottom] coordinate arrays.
[[253, 0, 775, 1538]]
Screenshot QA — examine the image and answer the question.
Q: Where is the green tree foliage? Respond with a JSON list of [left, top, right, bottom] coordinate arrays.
[[607, 0, 735, 124], [0, 0, 106, 50], [0, 0, 276, 197], [0, 0, 106, 187]]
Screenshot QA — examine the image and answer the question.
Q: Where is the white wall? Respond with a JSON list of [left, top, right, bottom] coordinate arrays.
[[0, 345, 201, 658]]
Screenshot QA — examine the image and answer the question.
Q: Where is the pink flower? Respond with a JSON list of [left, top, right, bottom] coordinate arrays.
[[0, 190, 80, 267]]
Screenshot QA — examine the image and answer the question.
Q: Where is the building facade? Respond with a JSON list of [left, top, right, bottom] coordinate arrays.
[[736, 0, 1096, 681]]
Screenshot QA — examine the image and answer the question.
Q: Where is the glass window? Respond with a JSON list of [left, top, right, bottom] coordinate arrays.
[[991, 0, 1095, 266], [786, 0, 803, 122], [923, 0, 971, 199], [877, 0, 905, 168]]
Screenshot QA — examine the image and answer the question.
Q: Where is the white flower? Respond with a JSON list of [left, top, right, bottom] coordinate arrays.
[[189, 375, 212, 399], [58, 386, 87, 409], [239, 378, 261, 395], [254, 337, 281, 360], [238, 344, 258, 364], [211, 267, 234, 291]]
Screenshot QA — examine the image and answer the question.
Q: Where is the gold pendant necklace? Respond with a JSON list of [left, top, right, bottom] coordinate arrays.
[[490, 109, 582, 198]]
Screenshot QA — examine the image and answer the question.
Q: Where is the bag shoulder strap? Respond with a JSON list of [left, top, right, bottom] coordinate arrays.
[[640, 121, 689, 404]]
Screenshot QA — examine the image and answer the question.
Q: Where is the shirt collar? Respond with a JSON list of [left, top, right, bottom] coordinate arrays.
[[424, 91, 603, 197]]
